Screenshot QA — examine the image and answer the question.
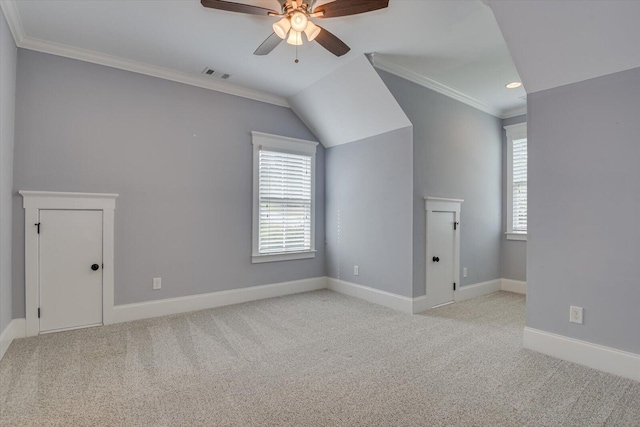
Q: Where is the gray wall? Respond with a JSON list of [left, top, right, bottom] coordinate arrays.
[[325, 127, 414, 297], [501, 114, 527, 281], [377, 70, 503, 297], [0, 11, 16, 334], [12, 50, 325, 316], [527, 66, 640, 354]]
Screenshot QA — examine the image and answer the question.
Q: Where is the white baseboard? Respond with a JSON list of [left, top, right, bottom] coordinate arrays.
[[414, 278, 520, 313], [326, 277, 523, 316], [501, 278, 527, 294], [523, 327, 640, 382], [2, 276, 527, 348], [113, 277, 327, 323], [455, 279, 502, 302], [412, 296, 428, 314], [327, 278, 511, 315], [326, 278, 414, 314], [0, 318, 26, 360]]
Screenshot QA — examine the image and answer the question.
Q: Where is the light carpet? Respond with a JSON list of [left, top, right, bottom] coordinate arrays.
[[1, 290, 638, 426]]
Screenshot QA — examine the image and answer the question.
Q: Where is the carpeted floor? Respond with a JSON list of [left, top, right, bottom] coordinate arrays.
[[1, 290, 638, 426]]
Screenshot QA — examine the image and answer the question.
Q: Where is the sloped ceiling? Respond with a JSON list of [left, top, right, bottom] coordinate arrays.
[[487, 0, 640, 94], [289, 55, 411, 147]]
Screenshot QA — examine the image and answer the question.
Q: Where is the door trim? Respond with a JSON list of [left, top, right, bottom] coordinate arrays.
[[424, 197, 462, 309], [20, 191, 119, 337]]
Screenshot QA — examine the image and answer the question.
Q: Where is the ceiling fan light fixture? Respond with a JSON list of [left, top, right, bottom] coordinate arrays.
[[304, 21, 321, 41], [290, 11, 309, 32], [200, 0, 391, 58], [273, 17, 291, 39], [287, 30, 303, 46]]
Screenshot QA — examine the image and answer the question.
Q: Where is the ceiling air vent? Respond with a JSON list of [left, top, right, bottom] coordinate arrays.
[[202, 67, 231, 80]]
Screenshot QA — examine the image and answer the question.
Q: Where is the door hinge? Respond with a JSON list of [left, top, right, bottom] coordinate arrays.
[[453, 282, 456, 291], [454, 222, 458, 231], [38, 307, 40, 318], [35, 223, 41, 234]]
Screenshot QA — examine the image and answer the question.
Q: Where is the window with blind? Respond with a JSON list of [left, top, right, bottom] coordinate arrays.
[[512, 137, 527, 233], [251, 132, 318, 263], [505, 122, 527, 240]]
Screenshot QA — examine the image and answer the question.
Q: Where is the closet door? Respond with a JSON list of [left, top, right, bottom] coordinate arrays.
[[39, 210, 103, 333], [427, 211, 455, 308]]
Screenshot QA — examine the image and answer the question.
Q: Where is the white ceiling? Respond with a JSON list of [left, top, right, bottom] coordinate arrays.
[[6, 0, 525, 116], [488, 0, 640, 94]]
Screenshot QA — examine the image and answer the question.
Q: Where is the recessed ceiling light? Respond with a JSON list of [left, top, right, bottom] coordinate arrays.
[[506, 81, 522, 89]]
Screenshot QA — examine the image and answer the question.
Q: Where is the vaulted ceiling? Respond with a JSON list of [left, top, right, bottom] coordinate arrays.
[[2, 0, 526, 118], [488, 0, 640, 94]]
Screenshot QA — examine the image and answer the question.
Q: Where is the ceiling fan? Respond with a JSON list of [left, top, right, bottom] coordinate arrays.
[[201, 0, 389, 57]]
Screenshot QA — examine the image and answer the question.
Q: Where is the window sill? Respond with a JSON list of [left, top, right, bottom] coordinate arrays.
[[506, 232, 527, 241], [252, 250, 316, 264]]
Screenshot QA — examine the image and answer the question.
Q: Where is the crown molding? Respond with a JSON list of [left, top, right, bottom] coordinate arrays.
[[0, 1, 289, 108], [0, 0, 25, 44], [20, 37, 290, 107], [501, 105, 527, 119], [369, 53, 525, 120]]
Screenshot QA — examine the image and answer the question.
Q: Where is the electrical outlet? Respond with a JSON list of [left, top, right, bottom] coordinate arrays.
[[569, 306, 583, 324], [153, 277, 162, 290], [354, 265, 359, 276], [463, 267, 468, 278]]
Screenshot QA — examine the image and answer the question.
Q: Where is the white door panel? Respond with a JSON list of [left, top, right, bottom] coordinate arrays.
[[39, 210, 103, 332], [428, 211, 455, 308]]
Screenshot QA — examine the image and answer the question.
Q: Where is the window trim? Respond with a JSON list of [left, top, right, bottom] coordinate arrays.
[[251, 131, 318, 263], [505, 122, 527, 241]]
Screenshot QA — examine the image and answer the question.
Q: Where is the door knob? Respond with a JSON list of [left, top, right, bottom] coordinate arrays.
[[91, 264, 100, 271], [432, 256, 440, 263]]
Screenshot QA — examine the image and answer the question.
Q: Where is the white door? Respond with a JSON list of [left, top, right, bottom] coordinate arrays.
[[427, 211, 455, 308], [39, 210, 103, 333]]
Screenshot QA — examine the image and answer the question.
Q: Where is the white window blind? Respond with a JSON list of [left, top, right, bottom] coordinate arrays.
[[505, 122, 527, 240], [512, 137, 527, 233], [258, 149, 312, 254]]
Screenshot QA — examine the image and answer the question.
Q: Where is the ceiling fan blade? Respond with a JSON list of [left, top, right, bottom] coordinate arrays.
[[314, 26, 350, 57], [200, 0, 278, 16], [254, 32, 283, 55], [313, 0, 388, 18]]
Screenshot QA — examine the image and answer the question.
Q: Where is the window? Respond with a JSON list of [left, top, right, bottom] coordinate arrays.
[[505, 122, 527, 241], [252, 132, 318, 263]]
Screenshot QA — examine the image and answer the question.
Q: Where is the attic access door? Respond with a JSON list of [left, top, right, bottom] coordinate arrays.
[[39, 210, 103, 333], [20, 191, 118, 337], [425, 197, 462, 309]]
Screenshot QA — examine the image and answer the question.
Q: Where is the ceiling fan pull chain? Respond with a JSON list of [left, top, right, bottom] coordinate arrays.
[[295, 44, 299, 64]]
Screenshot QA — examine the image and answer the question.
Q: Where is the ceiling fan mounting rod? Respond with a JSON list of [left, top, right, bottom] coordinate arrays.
[[284, 1, 311, 16]]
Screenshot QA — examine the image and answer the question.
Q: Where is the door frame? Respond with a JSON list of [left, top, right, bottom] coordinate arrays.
[[20, 191, 119, 337], [425, 197, 463, 309]]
